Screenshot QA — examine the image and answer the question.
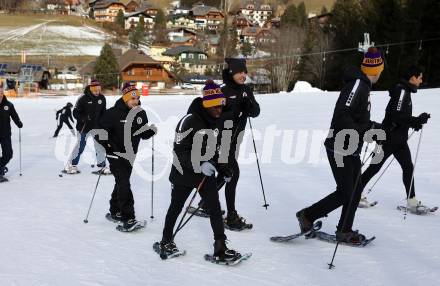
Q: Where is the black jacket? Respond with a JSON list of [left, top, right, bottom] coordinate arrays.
[[170, 97, 223, 187], [99, 98, 155, 159], [382, 79, 420, 145], [56, 105, 74, 122], [0, 96, 22, 138], [73, 86, 106, 133], [221, 69, 260, 156], [324, 66, 374, 155]]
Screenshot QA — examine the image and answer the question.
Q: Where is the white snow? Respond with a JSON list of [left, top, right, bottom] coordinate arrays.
[[291, 81, 324, 93], [0, 22, 113, 56], [1, 89, 439, 286]]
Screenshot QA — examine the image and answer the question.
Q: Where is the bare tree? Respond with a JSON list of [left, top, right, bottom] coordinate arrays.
[[266, 27, 305, 92], [299, 22, 332, 89]]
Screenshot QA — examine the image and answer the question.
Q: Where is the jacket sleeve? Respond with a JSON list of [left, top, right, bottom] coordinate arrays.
[[56, 109, 62, 119], [9, 103, 22, 127], [243, 87, 260, 118], [332, 79, 367, 132], [73, 95, 86, 121], [389, 87, 418, 127]]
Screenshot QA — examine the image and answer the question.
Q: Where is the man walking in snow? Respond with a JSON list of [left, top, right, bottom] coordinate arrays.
[[360, 66, 430, 213], [64, 79, 108, 174], [53, 102, 75, 137], [99, 83, 156, 232], [158, 80, 241, 262], [196, 58, 260, 231], [296, 47, 384, 244], [0, 80, 23, 182]]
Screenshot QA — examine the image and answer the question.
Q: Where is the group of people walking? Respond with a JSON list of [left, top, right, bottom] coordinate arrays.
[[0, 49, 432, 263]]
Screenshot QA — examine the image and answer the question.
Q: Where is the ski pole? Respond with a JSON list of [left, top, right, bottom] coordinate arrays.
[[248, 118, 269, 209], [83, 163, 106, 223], [19, 128, 22, 176], [172, 177, 206, 239], [404, 128, 424, 219], [328, 142, 371, 269], [365, 130, 416, 195], [150, 136, 155, 219]]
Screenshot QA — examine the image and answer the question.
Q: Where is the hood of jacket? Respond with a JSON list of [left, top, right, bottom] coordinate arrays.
[[222, 68, 245, 91], [187, 97, 218, 126], [343, 66, 372, 88]]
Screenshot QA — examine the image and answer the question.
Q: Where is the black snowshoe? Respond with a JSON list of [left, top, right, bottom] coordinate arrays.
[[105, 212, 122, 223], [116, 219, 146, 232], [204, 239, 251, 266], [153, 241, 186, 260], [224, 211, 253, 231]]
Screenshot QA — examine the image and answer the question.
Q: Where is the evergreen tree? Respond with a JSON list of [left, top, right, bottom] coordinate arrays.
[[88, 8, 94, 19], [129, 18, 146, 48], [116, 9, 125, 29], [93, 43, 119, 89], [324, 0, 365, 90], [280, 2, 307, 28], [241, 42, 253, 57], [153, 9, 167, 42], [217, 21, 238, 58]]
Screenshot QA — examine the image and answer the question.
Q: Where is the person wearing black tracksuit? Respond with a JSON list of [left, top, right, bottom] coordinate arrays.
[[53, 102, 75, 137], [361, 66, 430, 208], [296, 47, 385, 244], [217, 58, 260, 230], [99, 84, 156, 232], [160, 81, 240, 261], [65, 79, 107, 174], [0, 82, 23, 182]]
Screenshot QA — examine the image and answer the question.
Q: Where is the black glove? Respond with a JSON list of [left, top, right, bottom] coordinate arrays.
[[241, 97, 253, 113], [417, 112, 430, 125], [145, 124, 157, 139], [217, 163, 233, 182], [413, 122, 423, 131], [17, 121, 23, 129]]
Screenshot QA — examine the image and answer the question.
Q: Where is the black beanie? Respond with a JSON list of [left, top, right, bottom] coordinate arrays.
[[225, 58, 247, 75]]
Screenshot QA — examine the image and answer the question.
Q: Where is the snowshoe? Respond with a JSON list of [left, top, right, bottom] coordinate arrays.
[[397, 205, 438, 215], [186, 206, 225, 218], [270, 221, 323, 242], [314, 230, 375, 247], [206, 239, 251, 266], [153, 241, 186, 260], [400, 198, 438, 215], [224, 211, 253, 231], [61, 165, 80, 175], [204, 252, 252, 266], [358, 197, 378, 208], [116, 219, 146, 232], [92, 167, 112, 175], [105, 212, 122, 223]]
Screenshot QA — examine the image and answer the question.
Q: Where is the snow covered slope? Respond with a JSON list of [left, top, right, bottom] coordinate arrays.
[[1, 90, 439, 286]]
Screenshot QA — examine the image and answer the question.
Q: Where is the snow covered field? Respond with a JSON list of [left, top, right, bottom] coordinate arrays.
[[0, 22, 112, 56], [1, 90, 439, 286]]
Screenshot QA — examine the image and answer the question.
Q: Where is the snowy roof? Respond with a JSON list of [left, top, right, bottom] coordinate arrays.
[[190, 5, 222, 17], [170, 36, 192, 43], [94, 0, 126, 9], [117, 49, 159, 71], [125, 11, 153, 18], [163, 46, 206, 56]]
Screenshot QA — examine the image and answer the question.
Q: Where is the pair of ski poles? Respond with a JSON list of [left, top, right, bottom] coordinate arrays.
[[83, 137, 156, 223]]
